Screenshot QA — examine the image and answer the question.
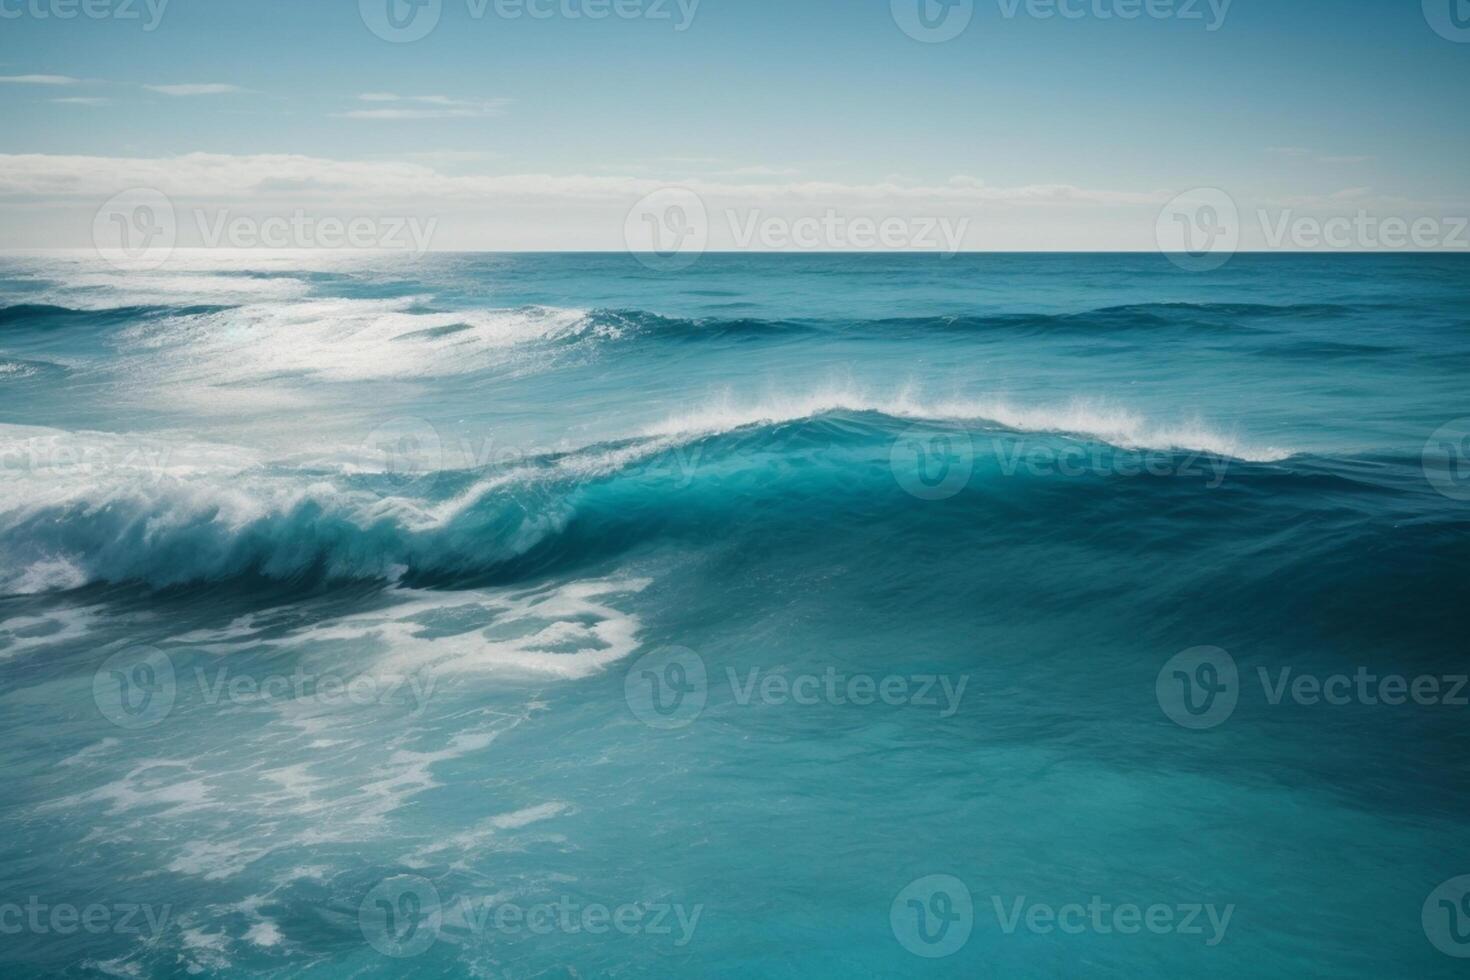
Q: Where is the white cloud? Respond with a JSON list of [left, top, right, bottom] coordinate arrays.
[[50, 97, 111, 106], [389, 150, 504, 166], [0, 74, 81, 85], [342, 108, 496, 120], [341, 94, 511, 120], [0, 151, 1163, 209], [144, 83, 249, 96], [718, 166, 802, 178], [1267, 147, 1374, 166], [6, 151, 1452, 252]]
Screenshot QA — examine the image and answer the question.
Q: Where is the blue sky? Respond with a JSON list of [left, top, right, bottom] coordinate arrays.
[[1, 0, 1467, 249]]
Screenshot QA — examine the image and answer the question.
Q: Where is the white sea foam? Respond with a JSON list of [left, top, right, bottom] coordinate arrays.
[[41, 759, 214, 819], [643, 387, 1293, 462], [7, 265, 311, 309], [178, 927, 233, 974], [0, 250, 378, 309], [0, 604, 103, 657], [0, 423, 417, 594], [41, 712, 539, 880], [401, 801, 571, 868], [264, 578, 651, 680], [0, 361, 38, 379], [115, 295, 597, 385], [242, 920, 284, 949], [59, 737, 120, 767], [168, 839, 270, 882]]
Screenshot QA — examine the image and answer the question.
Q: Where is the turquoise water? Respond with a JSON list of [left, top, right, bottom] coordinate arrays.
[[0, 252, 1467, 977]]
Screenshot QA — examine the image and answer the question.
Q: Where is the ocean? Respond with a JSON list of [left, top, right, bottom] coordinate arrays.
[[0, 251, 1467, 977]]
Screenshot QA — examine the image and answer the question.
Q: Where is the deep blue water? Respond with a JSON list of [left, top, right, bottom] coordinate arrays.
[[0, 251, 1467, 977]]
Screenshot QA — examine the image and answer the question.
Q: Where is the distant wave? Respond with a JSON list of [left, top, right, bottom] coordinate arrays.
[[1, 263, 314, 308], [592, 309, 818, 341], [2, 297, 1369, 346], [865, 302, 1362, 337], [0, 303, 231, 331], [0, 298, 1390, 403], [585, 301, 1365, 342], [110, 297, 601, 383]]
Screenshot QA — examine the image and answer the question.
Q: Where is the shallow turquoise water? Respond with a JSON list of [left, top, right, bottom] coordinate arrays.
[[0, 252, 1467, 977]]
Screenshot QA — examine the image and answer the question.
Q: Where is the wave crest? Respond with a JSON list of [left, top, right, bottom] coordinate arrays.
[[0, 401, 1297, 595]]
